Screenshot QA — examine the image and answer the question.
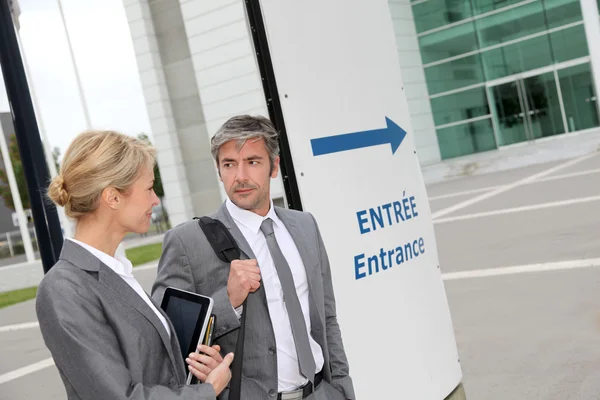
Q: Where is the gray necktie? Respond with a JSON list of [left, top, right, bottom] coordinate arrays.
[[260, 218, 316, 384]]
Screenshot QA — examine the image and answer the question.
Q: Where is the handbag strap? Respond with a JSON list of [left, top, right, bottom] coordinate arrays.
[[196, 216, 245, 400]]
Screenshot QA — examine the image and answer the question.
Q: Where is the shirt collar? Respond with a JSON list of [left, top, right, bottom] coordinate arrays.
[[66, 237, 133, 277], [226, 198, 281, 235]]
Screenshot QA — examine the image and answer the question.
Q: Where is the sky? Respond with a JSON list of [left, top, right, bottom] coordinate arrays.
[[0, 0, 151, 159]]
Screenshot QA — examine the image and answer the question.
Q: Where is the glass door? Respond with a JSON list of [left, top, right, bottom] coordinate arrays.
[[489, 80, 529, 146], [489, 72, 565, 146], [521, 72, 565, 140]]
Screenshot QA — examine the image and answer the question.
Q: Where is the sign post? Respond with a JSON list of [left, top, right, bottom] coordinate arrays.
[[252, 0, 464, 397]]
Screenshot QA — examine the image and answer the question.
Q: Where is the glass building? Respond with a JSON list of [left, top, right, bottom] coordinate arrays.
[[412, 0, 600, 159], [123, 0, 600, 224]]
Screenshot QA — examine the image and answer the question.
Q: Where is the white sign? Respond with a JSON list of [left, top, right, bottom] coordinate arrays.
[[259, 0, 462, 398], [11, 209, 32, 227]]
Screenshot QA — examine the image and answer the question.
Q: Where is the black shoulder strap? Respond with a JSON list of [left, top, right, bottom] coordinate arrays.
[[196, 216, 241, 263], [195, 216, 245, 400]]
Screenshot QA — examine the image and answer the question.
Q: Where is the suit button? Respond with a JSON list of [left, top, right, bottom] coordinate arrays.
[[269, 389, 277, 397], [268, 347, 275, 355], [168, 378, 176, 385]]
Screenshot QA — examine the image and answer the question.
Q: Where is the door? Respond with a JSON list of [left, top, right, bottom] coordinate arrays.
[[489, 72, 565, 146]]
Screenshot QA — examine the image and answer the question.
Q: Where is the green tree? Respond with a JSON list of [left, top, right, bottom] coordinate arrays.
[[52, 146, 61, 172], [0, 134, 30, 211], [0, 135, 62, 212], [137, 133, 165, 198]]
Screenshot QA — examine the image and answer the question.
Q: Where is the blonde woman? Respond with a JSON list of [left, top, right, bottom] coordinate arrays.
[[37, 130, 232, 400]]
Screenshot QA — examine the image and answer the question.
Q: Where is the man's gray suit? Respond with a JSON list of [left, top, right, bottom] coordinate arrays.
[[36, 239, 218, 400], [152, 203, 355, 400]]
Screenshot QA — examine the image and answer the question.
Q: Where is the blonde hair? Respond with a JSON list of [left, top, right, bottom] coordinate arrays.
[[47, 130, 156, 220]]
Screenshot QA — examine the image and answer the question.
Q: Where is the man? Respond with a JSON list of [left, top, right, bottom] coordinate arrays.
[[152, 115, 355, 400]]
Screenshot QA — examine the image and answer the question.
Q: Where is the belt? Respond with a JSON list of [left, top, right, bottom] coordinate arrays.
[[277, 371, 323, 400]]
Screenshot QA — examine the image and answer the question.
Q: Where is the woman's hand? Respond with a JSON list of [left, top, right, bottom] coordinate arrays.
[[186, 344, 223, 382], [205, 352, 234, 395]]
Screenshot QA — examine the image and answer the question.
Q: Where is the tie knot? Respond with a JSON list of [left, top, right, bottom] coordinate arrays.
[[260, 218, 274, 236]]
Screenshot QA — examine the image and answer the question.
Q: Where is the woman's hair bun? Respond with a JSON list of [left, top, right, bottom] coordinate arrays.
[[48, 175, 71, 207]]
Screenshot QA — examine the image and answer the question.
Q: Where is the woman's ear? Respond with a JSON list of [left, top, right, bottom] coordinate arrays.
[[101, 187, 121, 210]]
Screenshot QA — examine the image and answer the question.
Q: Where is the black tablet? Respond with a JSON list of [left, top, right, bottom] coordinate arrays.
[[160, 287, 214, 384]]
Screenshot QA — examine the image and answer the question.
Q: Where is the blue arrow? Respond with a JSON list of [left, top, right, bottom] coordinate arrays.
[[311, 117, 407, 157]]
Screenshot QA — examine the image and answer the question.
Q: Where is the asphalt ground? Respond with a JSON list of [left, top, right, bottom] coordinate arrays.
[[1, 152, 599, 399]]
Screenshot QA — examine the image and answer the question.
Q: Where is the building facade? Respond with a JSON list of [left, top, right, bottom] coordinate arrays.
[[123, 0, 600, 225], [413, 0, 600, 159]]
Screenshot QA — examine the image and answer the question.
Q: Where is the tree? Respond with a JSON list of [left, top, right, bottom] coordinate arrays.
[[137, 133, 165, 198], [0, 134, 30, 211], [52, 146, 61, 172], [0, 135, 63, 212]]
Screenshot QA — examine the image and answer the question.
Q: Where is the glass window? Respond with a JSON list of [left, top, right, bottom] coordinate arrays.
[[412, 0, 473, 33], [550, 24, 589, 63], [419, 22, 478, 65], [471, 0, 523, 15], [481, 34, 553, 80], [431, 87, 490, 126], [424, 54, 486, 95], [558, 63, 600, 132], [543, 0, 583, 29], [475, 1, 547, 48], [436, 118, 497, 159]]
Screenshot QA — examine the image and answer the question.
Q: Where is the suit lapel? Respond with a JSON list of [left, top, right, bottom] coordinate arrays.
[[98, 265, 183, 382], [155, 299, 187, 383], [275, 209, 324, 326], [214, 202, 256, 261], [60, 240, 184, 382]]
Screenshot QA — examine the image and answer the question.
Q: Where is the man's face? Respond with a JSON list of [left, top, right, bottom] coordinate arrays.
[[218, 138, 279, 215]]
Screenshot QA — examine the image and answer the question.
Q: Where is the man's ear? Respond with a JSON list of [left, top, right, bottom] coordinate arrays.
[[216, 163, 223, 181], [270, 156, 280, 178], [101, 187, 121, 210]]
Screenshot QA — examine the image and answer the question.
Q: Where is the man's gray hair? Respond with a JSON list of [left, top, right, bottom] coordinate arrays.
[[211, 115, 280, 170]]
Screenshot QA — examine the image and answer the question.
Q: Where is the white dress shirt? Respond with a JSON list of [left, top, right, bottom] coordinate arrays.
[[226, 199, 324, 391], [67, 238, 171, 337]]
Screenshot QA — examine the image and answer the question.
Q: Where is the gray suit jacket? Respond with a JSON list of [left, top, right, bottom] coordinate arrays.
[[36, 239, 218, 400], [152, 203, 355, 400]]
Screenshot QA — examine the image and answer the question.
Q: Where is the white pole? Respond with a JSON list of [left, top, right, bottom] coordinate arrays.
[[0, 123, 35, 262], [13, 27, 74, 238], [57, 0, 92, 130], [580, 0, 600, 118], [7, 232, 13, 257]]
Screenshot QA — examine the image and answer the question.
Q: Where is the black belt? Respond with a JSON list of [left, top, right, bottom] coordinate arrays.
[[277, 370, 323, 400]]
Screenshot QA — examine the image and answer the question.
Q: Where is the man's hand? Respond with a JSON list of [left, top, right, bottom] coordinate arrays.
[[227, 259, 261, 308]]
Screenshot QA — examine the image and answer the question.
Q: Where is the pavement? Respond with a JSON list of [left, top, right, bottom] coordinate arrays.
[[1, 151, 600, 399]]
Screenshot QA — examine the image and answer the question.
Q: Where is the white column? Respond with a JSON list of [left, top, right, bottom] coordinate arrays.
[[581, 0, 600, 117], [0, 123, 35, 262]]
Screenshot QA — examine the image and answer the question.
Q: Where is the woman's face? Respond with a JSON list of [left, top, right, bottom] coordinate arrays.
[[118, 166, 160, 234]]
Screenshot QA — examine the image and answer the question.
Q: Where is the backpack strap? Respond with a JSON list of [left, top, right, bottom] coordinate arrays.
[[195, 216, 245, 400]]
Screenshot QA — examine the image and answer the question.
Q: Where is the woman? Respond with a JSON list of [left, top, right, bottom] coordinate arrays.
[[37, 130, 232, 399]]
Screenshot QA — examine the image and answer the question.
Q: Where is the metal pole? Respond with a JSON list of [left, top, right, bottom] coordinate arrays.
[[57, 0, 92, 130], [0, 0, 64, 272], [244, 0, 303, 211], [0, 121, 35, 262]]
